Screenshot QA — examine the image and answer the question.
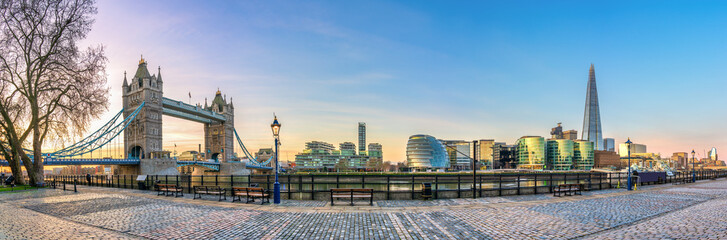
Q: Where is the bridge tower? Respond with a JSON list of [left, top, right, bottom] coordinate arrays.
[[122, 57, 163, 159], [204, 90, 234, 162]]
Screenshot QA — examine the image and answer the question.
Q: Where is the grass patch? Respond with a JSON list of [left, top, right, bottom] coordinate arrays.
[[0, 185, 42, 192]]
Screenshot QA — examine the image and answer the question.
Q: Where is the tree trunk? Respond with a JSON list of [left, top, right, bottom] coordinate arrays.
[[30, 126, 44, 186], [9, 152, 25, 185]]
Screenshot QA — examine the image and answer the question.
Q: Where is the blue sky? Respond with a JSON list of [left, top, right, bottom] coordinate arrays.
[[82, 0, 727, 162]]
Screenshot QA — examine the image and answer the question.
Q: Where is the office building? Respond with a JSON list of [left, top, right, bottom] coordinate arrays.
[[477, 139, 495, 169], [672, 152, 689, 169], [582, 64, 603, 150], [339, 142, 356, 156], [406, 135, 449, 169], [603, 138, 615, 152], [594, 150, 621, 168], [573, 140, 595, 170], [618, 142, 647, 157], [368, 143, 382, 158], [517, 136, 546, 170], [440, 140, 471, 170], [358, 122, 366, 155], [295, 141, 374, 170], [563, 130, 578, 140], [493, 143, 517, 169], [547, 139, 574, 170]]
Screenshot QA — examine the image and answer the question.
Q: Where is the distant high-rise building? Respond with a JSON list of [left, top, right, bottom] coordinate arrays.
[[603, 138, 615, 152], [582, 64, 603, 150], [618, 142, 647, 157], [358, 122, 366, 155], [563, 130, 578, 140], [551, 123, 564, 139], [709, 147, 718, 161]]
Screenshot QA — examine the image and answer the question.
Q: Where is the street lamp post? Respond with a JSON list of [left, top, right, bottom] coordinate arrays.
[[691, 149, 696, 183], [626, 138, 632, 191], [271, 115, 281, 204]]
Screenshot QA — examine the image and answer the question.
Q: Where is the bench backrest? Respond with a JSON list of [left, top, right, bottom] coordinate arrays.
[[331, 188, 373, 193]]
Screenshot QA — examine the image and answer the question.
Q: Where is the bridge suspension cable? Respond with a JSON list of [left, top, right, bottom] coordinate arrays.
[[49, 102, 146, 158], [233, 128, 274, 167]]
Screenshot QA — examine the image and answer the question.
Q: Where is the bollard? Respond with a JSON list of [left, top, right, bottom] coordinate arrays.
[[74, 179, 78, 192]]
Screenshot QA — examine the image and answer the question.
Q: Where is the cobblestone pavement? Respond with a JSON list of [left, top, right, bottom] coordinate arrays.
[[0, 179, 725, 239]]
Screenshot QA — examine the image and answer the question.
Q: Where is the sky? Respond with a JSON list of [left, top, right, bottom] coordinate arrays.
[[76, 0, 727, 162]]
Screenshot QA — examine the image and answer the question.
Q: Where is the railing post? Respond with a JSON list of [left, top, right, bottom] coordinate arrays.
[[298, 175, 303, 199], [201, 175, 205, 186], [498, 174, 502, 196], [310, 175, 315, 200], [516, 174, 521, 195], [287, 175, 291, 199], [123, 175, 126, 188], [188, 175, 192, 193], [386, 175, 391, 200], [549, 173, 553, 193], [434, 175, 439, 199], [534, 174, 538, 194], [215, 175, 218, 187], [362, 174, 365, 189], [457, 175, 461, 198], [411, 175, 415, 199], [336, 175, 340, 188]]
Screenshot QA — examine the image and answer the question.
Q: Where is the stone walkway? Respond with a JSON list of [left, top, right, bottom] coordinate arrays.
[[0, 179, 725, 239]]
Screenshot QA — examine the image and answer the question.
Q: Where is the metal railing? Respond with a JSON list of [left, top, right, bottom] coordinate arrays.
[[46, 170, 727, 200]]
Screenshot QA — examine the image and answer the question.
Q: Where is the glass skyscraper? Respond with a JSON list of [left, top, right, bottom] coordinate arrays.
[[547, 139, 574, 170], [516, 136, 546, 170], [573, 140, 595, 170], [582, 64, 603, 150]]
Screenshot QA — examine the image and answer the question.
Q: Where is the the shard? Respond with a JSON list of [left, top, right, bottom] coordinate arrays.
[[582, 64, 603, 150]]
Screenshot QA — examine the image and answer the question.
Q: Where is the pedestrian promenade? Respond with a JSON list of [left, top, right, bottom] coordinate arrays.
[[1, 179, 726, 239]]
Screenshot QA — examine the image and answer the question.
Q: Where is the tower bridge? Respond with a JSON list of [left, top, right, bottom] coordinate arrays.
[[0, 57, 274, 175]]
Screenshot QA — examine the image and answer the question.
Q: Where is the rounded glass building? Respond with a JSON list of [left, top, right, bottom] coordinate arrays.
[[573, 140, 594, 170], [547, 139, 574, 170], [406, 135, 449, 169], [517, 136, 546, 170]]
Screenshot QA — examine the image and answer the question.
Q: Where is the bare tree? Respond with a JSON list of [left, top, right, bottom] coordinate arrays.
[[0, 0, 108, 186], [335, 158, 350, 172]]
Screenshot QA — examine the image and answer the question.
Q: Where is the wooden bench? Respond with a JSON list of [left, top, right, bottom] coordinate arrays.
[[193, 186, 227, 201], [553, 184, 582, 197], [330, 188, 373, 206], [156, 183, 183, 197], [231, 187, 269, 204]]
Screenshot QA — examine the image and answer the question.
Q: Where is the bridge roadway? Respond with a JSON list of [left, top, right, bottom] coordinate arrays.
[[0, 158, 272, 171]]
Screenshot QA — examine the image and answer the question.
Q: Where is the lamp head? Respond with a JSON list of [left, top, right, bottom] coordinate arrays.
[[625, 138, 632, 144], [691, 149, 695, 155], [271, 114, 281, 138]]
